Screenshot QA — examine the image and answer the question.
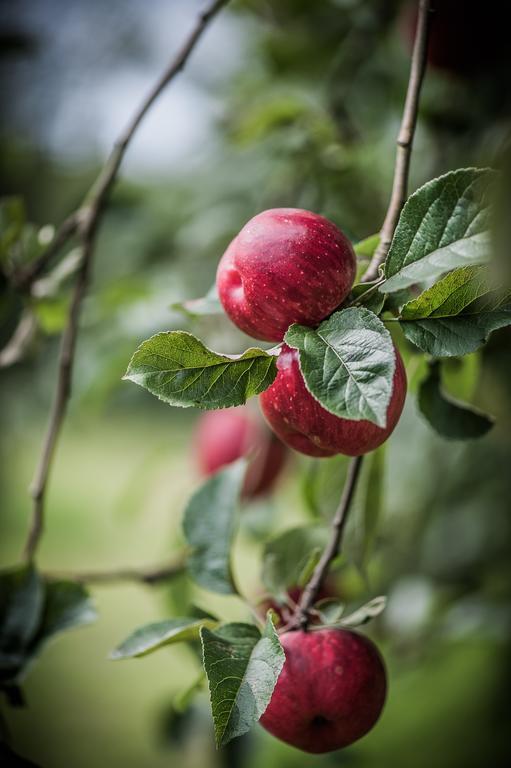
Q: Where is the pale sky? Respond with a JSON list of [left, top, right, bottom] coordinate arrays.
[[0, 0, 249, 177]]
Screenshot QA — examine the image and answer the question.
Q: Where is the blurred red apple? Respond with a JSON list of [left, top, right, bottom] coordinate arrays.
[[216, 208, 356, 342], [260, 344, 406, 457], [194, 406, 286, 498], [260, 628, 386, 753]]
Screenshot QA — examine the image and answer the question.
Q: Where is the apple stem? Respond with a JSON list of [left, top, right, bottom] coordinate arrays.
[[290, 455, 364, 630], [362, 0, 433, 283]]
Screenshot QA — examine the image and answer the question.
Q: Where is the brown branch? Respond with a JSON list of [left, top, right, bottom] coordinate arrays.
[[44, 555, 187, 586], [22, 0, 230, 563], [14, 211, 80, 291], [289, 1, 432, 630], [362, 0, 432, 283], [25, 223, 95, 561], [289, 456, 364, 630], [0, 309, 37, 368]]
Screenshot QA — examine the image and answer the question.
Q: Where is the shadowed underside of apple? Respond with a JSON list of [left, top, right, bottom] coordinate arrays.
[[216, 208, 356, 342], [260, 628, 387, 753], [259, 345, 407, 457]]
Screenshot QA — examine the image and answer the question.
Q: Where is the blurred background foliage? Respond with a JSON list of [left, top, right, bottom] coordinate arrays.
[[1, 0, 510, 766]]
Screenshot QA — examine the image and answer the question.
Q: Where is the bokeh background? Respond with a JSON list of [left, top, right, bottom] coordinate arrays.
[[1, 1, 511, 766]]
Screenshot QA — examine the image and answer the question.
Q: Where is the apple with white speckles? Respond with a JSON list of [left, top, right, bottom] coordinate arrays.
[[260, 344, 407, 457], [216, 208, 356, 342], [260, 628, 387, 753]]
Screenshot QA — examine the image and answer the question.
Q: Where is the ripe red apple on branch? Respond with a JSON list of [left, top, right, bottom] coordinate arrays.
[[217, 208, 356, 342], [194, 406, 287, 498], [260, 344, 407, 457], [260, 628, 386, 753]]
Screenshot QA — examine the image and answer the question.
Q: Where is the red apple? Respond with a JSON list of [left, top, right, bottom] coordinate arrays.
[[260, 344, 406, 457], [260, 628, 386, 753], [216, 208, 356, 342], [194, 406, 286, 498]]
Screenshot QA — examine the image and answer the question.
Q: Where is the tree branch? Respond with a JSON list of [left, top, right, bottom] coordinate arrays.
[[0, 309, 37, 369], [290, 456, 364, 629], [22, 0, 230, 563], [14, 211, 80, 291], [25, 227, 94, 561], [362, 0, 432, 283], [290, 0, 432, 630], [44, 555, 187, 586]]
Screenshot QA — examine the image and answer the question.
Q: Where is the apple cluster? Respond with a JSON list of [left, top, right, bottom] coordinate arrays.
[[216, 207, 407, 458], [192, 208, 402, 753]]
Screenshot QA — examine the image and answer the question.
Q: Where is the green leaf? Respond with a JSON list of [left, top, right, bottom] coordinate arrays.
[[262, 526, 329, 598], [0, 197, 25, 261], [354, 234, 380, 259], [32, 296, 70, 334], [296, 547, 322, 587], [171, 285, 223, 319], [35, 581, 96, 641], [400, 306, 511, 356], [401, 265, 508, 320], [0, 566, 44, 665], [124, 332, 277, 410], [183, 460, 245, 594], [382, 169, 496, 292], [23, 581, 97, 676], [314, 598, 345, 624], [350, 282, 385, 315], [111, 617, 218, 660], [285, 308, 395, 428], [338, 596, 387, 627], [418, 362, 494, 440], [300, 461, 322, 518], [201, 616, 285, 747], [0, 743, 41, 767], [360, 446, 385, 566], [300, 456, 349, 520], [1, 573, 96, 686], [442, 352, 481, 401], [8, 224, 49, 271]]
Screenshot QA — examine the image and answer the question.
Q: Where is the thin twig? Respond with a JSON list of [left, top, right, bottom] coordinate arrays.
[[0, 309, 37, 368], [289, 0, 432, 630], [44, 555, 187, 586], [289, 456, 364, 630], [25, 222, 95, 561], [14, 211, 80, 291], [362, 0, 432, 283], [23, 0, 230, 563]]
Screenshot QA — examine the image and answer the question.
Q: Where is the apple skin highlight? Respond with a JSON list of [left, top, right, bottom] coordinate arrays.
[[217, 208, 356, 343]]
